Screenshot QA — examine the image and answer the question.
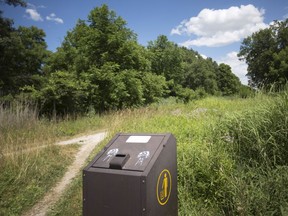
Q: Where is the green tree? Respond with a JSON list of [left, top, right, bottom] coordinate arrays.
[[141, 72, 167, 104], [0, 25, 48, 95], [0, 0, 48, 96], [269, 46, 288, 87], [216, 63, 241, 95], [1, 0, 26, 7], [44, 4, 157, 114], [238, 19, 288, 88], [183, 58, 218, 94], [47, 4, 148, 75], [36, 70, 88, 115], [148, 35, 183, 84], [84, 63, 143, 112]]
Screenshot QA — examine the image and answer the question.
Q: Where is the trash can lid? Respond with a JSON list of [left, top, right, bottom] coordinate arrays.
[[92, 134, 165, 172]]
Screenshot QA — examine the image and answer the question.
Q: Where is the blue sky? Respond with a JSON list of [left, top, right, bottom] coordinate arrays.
[[2, 0, 288, 84]]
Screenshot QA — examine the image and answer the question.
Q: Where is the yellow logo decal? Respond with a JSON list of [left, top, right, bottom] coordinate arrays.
[[156, 169, 172, 205]]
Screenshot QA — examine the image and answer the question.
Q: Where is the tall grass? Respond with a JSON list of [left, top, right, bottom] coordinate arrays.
[[3, 91, 288, 215], [0, 101, 38, 130], [226, 92, 288, 167], [0, 102, 106, 154], [0, 102, 41, 154], [0, 101, 106, 215], [0, 144, 79, 215], [48, 92, 288, 216], [218, 91, 288, 215]]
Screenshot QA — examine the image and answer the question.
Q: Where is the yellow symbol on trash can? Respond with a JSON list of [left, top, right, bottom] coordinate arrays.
[[156, 169, 172, 205]]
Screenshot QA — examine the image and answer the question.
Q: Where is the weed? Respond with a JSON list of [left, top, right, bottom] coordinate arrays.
[[0, 145, 79, 215], [5, 91, 288, 216]]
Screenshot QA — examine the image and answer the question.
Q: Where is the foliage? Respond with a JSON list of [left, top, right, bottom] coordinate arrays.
[[46, 4, 143, 74], [0, 0, 48, 96], [216, 63, 241, 96], [46, 90, 288, 215], [147, 36, 241, 99], [32, 70, 88, 115], [141, 71, 168, 104], [1, 4, 243, 115], [1, 0, 26, 7], [183, 57, 219, 94], [238, 84, 254, 98], [148, 35, 183, 84], [270, 46, 288, 87], [0, 22, 49, 95], [39, 5, 168, 114], [239, 19, 288, 88]]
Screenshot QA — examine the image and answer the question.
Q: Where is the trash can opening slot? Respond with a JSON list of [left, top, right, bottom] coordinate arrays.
[[109, 154, 130, 170]]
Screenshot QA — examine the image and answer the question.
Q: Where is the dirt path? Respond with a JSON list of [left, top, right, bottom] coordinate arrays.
[[22, 131, 107, 216]]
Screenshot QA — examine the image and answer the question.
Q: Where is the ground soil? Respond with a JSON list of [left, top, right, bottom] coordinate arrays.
[[22, 131, 107, 216]]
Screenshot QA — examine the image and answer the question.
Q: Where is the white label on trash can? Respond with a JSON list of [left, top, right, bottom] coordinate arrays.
[[126, 136, 151, 143], [135, 151, 150, 166], [103, 148, 119, 162]]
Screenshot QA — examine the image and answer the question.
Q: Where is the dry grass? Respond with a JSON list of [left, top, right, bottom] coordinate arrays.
[[0, 101, 106, 215], [0, 144, 80, 215], [0, 102, 106, 155]]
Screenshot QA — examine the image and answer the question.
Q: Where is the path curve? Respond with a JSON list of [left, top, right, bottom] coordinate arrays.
[[23, 131, 107, 216]]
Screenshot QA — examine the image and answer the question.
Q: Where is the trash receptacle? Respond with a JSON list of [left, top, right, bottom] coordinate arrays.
[[83, 133, 177, 216]]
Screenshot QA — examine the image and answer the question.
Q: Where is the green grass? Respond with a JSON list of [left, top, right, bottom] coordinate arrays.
[[2, 91, 288, 215], [47, 138, 109, 216], [0, 103, 107, 215], [0, 144, 79, 215], [49, 92, 288, 215]]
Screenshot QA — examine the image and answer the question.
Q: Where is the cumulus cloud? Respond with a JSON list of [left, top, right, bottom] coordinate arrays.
[[171, 4, 268, 47], [200, 54, 208, 59], [218, 51, 248, 85], [25, 8, 43, 21], [46, 13, 64, 24]]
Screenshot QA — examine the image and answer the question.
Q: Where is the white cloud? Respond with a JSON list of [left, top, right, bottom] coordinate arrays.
[[172, 4, 268, 47], [200, 54, 208, 59], [46, 13, 64, 24], [218, 51, 248, 85], [25, 8, 43, 21]]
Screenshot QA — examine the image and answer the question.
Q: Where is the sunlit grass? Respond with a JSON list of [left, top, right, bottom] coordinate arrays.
[[2, 92, 288, 215], [0, 103, 106, 154], [0, 144, 79, 215], [0, 103, 107, 215], [49, 92, 288, 215]]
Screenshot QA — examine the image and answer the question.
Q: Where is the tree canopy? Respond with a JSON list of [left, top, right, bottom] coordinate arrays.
[[0, 0, 48, 96], [1, 4, 244, 115], [1, 0, 26, 7], [238, 19, 288, 88]]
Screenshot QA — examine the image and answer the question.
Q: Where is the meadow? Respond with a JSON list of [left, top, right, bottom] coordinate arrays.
[[1, 90, 288, 215]]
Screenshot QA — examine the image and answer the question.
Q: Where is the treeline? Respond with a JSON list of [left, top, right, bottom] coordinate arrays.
[[0, 4, 243, 115], [4, 3, 288, 115]]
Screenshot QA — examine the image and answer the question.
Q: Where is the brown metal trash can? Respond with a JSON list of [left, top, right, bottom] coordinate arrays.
[[83, 133, 177, 216]]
